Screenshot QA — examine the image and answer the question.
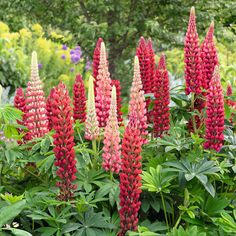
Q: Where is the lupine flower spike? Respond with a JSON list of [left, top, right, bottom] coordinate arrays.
[[119, 118, 142, 236], [51, 82, 77, 200], [153, 54, 170, 137], [184, 7, 202, 95], [93, 38, 103, 94], [85, 76, 100, 140], [25, 51, 49, 139], [46, 87, 55, 131], [204, 66, 224, 152], [111, 80, 123, 125], [73, 74, 86, 123], [102, 86, 121, 173], [201, 21, 218, 90], [129, 56, 148, 144], [95, 42, 112, 127]]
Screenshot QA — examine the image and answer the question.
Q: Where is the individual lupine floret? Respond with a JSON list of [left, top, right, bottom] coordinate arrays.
[[128, 56, 148, 144], [201, 22, 218, 90], [51, 82, 77, 200], [118, 118, 142, 236], [111, 80, 123, 125], [93, 38, 103, 94], [85, 76, 100, 140], [46, 87, 55, 131], [95, 42, 112, 127], [184, 7, 203, 95], [153, 54, 170, 137], [102, 86, 121, 173], [204, 66, 224, 152], [25, 51, 49, 139], [73, 74, 86, 123]]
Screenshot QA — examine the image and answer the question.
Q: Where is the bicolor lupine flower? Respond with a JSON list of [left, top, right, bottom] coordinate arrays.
[[201, 22, 218, 90], [95, 42, 112, 127], [128, 56, 148, 143], [85, 76, 99, 140], [25, 51, 49, 139], [136, 37, 155, 123], [153, 54, 170, 137], [46, 88, 55, 131], [93, 38, 103, 81], [102, 86, 121, 173], [111, 80, 123, 125], [51, 82, 77, 200], [184, 7, 202, 95], [119, 118, 142, 236], [204, 66, 224, 152], [73, 74, 86, 123]]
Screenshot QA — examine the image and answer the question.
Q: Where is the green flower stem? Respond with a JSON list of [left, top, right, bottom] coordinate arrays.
[[160, 192, 169, 231]]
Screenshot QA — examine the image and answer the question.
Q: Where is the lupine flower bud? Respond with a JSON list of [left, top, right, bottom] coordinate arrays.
[[201, 22, 218, 90], [25, 51, 49, 139], [184, 7, 203, 95], [73, 74, 86, 123], [128, 56, 148, 144], [46, 88, 55, 131], [111, 80, 123, 125], [118, 119, 142, 236], [93, 38, 103, 94], [153, 54, 170, 137], [51, 82, 77, 200], [95, 42, 112, 127], [85, 76, 99, 140], [204, 66, 224, 152], [102, 86, 121, 173]]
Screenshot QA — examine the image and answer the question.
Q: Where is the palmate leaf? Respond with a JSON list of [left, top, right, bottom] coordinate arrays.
[[165, 159, 220, 197]]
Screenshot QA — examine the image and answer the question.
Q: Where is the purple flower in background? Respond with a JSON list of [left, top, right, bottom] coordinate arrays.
[[62, 44, 67, 50], [38, 63, 43, 69], [85, 59, 92, 71], [70, 50, 75, 55], [61, 54, 66, 60], [70, 68, 75, 72]]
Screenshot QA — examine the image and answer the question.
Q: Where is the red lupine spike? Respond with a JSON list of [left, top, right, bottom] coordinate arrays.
[[46, 87, 55, 131], [118, 121, 142, 236], [226, 81, 233, 96], [95, 42, 112, 128], [153, 54, 170, 137], [51, 82, 77, 200], [201, 21, 218, 90], [225, 81, 236, 125], [25, 51, 49, 139], [184, 7, 203, 95], [73, 74, 86, 123], [93, 38, 103, 95], [204, 66, 224, 152], [111, 80, 123, 125]]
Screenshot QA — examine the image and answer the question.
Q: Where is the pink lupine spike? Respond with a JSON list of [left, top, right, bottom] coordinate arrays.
[[153, 54, 170, 137], [73, 74, 86, 123], [184, 7, 203, 95], [25, 51, 49, 139], [95, 42, 112, 127], [111, 80, 123, 125], [226, 81, 233, 96], [204, 66, 225, 152], [201, 21, 218, 90], [85, 76, 100, 140], [102, 86, 121, 173], [128, 56, 148, 144], [118, 119, 142, 236], [51, 82, 77, 200]]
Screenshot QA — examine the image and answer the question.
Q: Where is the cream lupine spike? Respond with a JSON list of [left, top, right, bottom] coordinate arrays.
[[95, 42, 112, 127], [128, 56, 148, 144], [0, 85, 2, 104], [102, 85, 121, 173], [85, 76, 100, 140], [25, 51, 49, 139]]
